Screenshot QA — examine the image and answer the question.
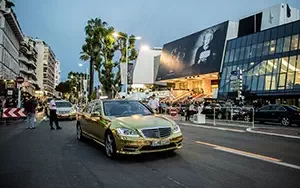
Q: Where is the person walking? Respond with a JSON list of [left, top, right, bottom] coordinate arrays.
[[49, 96, 62, 130], [24, 96, 38, 130]]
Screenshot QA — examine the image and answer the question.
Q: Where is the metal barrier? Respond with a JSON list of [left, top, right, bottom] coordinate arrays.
[[213, 106, 255, 128]]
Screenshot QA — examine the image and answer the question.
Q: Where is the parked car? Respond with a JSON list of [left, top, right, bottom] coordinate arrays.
[[76, 99, 183, 158], [201, 103, 235, 120], [255, 104, 300, 126]]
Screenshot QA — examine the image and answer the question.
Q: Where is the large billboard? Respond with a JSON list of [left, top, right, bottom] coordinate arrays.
[[156, 21, 229, 81]]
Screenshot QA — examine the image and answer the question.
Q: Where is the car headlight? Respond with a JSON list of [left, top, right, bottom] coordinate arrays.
[[116, 128, 140, 137], [173, 124, 181, 133]]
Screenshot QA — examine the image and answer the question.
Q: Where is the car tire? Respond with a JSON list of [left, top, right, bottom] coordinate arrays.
[[217, 113, 223, 120], [76, 123, 85, 141], [105, 132, 117, 159], [281, 117, 290, 127]]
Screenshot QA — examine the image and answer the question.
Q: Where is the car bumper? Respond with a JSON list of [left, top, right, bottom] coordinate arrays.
[[57, 113, 76, 119], [114, 133, 183, 155]]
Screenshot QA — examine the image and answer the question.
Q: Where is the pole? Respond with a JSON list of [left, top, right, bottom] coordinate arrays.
[[85, 68, 88, 105], [17, 84, 21, 108], [125, 37, 129, 97]]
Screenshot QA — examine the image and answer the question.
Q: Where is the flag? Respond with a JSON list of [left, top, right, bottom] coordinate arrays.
[[287, 4, 291, 18]]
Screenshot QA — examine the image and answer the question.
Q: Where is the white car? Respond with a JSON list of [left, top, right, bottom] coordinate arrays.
[[55, 100, 76, 120]]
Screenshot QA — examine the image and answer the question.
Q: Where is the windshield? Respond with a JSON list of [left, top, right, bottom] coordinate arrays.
[[103, 100, 152, 117], [56, 101, 72, 108], [286, 105, 300, 111]]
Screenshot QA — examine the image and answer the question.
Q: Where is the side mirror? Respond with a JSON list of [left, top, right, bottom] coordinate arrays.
[[91, 111, 101, 117]]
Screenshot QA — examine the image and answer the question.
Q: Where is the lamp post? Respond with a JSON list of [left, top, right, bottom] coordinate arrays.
[[112, 32, 141, 97]]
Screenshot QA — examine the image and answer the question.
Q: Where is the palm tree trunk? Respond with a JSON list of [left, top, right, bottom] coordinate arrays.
[[89, 58, 94, 98]]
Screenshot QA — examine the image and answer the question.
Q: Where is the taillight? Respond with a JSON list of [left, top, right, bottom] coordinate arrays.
[[298, 112, 300, 116]]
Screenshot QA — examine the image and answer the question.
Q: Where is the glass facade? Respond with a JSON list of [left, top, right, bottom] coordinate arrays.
[[219, 20, 300, 99]]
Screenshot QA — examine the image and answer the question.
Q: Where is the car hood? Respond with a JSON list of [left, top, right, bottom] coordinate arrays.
[[111, 115, 174, 130]]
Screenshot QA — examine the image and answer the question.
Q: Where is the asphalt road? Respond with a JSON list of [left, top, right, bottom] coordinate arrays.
[[0, 119, 300, 188]]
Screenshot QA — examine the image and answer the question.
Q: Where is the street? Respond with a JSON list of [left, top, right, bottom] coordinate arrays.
[[1, 119, 300, 188]]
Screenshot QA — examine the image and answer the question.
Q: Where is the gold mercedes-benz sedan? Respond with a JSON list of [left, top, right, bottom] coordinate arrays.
[[76, 99, 183, 158]]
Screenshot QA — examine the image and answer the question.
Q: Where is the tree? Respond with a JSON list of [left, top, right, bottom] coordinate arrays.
[[83, 19, 138, 98], [80, 18, 107, 98], [55, 81, 71, 94]]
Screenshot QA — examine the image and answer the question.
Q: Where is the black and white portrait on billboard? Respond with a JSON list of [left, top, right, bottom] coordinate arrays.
[[156, 21, 229, 81], [194, 28, 215, 64]]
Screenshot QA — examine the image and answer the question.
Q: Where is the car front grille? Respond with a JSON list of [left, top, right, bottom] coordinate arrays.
[[140, 143, 176, 151], [141, 127, 172, 138]]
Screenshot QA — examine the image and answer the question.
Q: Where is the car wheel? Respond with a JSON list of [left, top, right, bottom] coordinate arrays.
[[281, 117, 290, 127], [105, 132, 116, 159], [76, 123, 84, 141], [217, 113, 223, 119], [244, 114, 251, 122]]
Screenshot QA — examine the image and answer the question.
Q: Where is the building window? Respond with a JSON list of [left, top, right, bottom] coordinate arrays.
[[257, 75, 265, 91], [286, 72, 295, 89], [265, 75, 272, 91], [256, 43, 263, 57], [224, 50, 230, 63], [279, 57, 288, 73], [283, 36, 291, 52], [239, 47, 245, 60], [276, 38, 283, 53], [234, 48, 240, 62], [295, 55, 300, 88], [290, 34, 299, 51], [278, 73, 286, 89], [270, 74, 278, 90], [265, 59, 274, 74], [244, 46, 251, 59], [269, 40, 276, 55], [229, 49, 235, 62], [288, 56, 297, 73], [250, 44, 256, 58], [262, 41, 270, 56]]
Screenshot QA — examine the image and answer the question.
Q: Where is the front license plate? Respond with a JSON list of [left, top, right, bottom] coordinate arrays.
[[151, 139, 170, 146]]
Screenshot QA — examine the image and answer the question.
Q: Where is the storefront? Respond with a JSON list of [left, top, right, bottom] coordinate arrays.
[[218, 20, 300, 106]]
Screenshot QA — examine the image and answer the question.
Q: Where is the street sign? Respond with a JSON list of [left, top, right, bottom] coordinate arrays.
[[2, 108, 27, 118], [16, 77, 24, 84]]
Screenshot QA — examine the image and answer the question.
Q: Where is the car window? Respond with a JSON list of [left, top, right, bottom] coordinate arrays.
[[275, 106, 286, 111], [93, 102, 102, 114], [56, 101, 72, 108], [259, 106, 270, 111], [103, 100, 152, 117]]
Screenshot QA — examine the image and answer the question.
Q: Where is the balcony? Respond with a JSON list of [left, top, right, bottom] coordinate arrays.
[[20, 67, 37, 77], [19, 54, 37, 68]]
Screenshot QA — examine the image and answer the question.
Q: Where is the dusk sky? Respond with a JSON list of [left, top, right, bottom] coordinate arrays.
[[15, 0, 300, 83]]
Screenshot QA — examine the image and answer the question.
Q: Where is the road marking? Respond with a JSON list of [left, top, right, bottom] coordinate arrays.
[[167, 176, 190, 188], [195, 141, 300, 170], [180, 123, 246, 133]]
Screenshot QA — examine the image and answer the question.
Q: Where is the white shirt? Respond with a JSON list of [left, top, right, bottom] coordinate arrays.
[[49, 100, 57, 110], [148, 98, 159, 109]]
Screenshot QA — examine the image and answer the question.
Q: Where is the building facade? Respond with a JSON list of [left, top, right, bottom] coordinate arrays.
[[19, 37, 38, 96], [0, 0, 23, 80], [35, 39, 56, 96], [54, 59, 60, 86], [219, 20, 300, 105]]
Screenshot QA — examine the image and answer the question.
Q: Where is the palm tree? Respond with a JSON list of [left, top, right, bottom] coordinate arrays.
[[80, 18, 107, 98]]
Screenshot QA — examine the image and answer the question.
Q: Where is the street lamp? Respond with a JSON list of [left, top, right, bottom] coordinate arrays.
[[112, 32, 142, 97]]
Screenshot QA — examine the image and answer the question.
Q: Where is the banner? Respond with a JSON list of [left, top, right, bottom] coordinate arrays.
[[127, 63, 135, 85], [156, 21, 229, 81]]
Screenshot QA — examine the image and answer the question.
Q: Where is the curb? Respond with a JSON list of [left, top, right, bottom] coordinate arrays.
[[246, 127, 300, 139]]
